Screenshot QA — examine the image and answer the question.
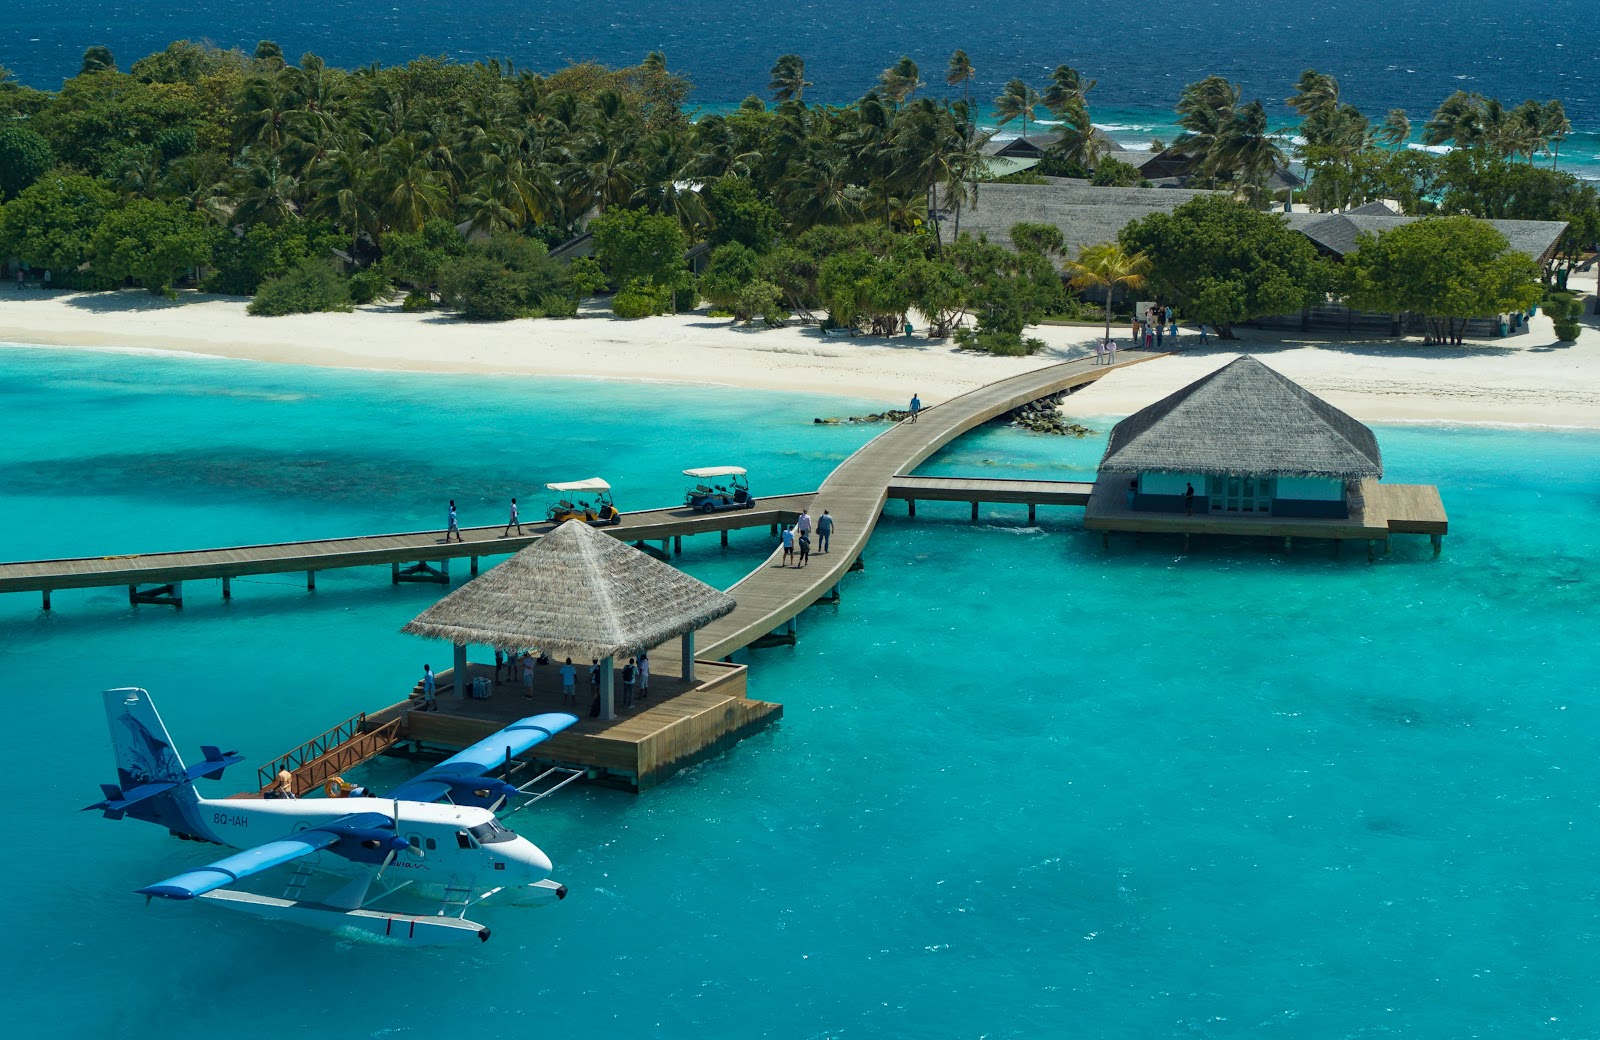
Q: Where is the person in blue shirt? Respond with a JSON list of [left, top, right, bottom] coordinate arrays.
[[560, 658, 577, 707], [817, 510, 834, 553], [421, 664, 436, 712], [781, 526, 795, 567], [446, 500, 462, 543], [908, 393, 921, 423]]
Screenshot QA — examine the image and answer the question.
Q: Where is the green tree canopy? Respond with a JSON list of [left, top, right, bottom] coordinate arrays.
[[0, 127, 54, 200], [0, 173, 117, 272], [705, 176, 783, 252], [89, 198, 214, 295], [589, 207, 686, 287], [1340, 216, 1543, 344], [1120, 195, 1330, 337]]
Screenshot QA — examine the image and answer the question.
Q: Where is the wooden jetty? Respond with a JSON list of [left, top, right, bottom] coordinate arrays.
[[206, 352, 1171, 790], [692, 352, 1163, 657], [0, 494, 813, 610], [886, 475, 1094, 523]]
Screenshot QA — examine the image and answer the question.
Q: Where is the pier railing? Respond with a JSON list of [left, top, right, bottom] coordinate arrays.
[[257, 711, 383, 793]]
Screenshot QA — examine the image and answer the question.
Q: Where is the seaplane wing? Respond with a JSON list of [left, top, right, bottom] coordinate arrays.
[[386, 713, 578, 809], [137, 811, 404, 900]]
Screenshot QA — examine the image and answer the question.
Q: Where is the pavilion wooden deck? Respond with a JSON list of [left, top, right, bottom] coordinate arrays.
[[0, 494, 811, 609], [1083, 477, 1448, 553], [695, 352, 1164, 658], [369, 656, 772, 791]]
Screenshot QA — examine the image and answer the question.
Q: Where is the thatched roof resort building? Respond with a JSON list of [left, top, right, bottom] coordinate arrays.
[[397, 520, 779, 790], [1084, 357, 1447, 553]]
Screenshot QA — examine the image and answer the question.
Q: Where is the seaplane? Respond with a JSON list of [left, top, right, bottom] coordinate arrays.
[[85, 688, 580, 945]]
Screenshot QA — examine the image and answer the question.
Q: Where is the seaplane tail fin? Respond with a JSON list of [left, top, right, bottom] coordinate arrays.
[[88, 689, 232, 840]]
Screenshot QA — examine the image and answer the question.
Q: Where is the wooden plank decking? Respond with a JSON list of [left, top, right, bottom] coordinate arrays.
[[696, 352, 1165, 658], [1082, 477, 1449, 541], [886, 475, 1095, 506], [0, 494, 813, 595]]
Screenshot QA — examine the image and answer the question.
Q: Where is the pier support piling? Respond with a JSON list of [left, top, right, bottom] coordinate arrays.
[[971, 502, 979, 522], [721, 529, 729, 547], [907, 499, 916, 517], [674, 536, 682, 554], [129, 582, 183, 608], [222, 577, 231, 599], [307, 570, 316, 591], [1028, 504, 1036, 525], [394, 561, 450, 585], [1431, 533, 1442, 554], [470, 556, 479, 576], [41, 589, 50, 611]]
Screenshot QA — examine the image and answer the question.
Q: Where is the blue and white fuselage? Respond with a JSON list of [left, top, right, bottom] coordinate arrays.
[[87, 688, 578, 945]]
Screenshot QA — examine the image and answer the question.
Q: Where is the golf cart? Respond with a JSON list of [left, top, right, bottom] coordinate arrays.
[[545, 478, 621, 526], [683, 466, 756, 513]]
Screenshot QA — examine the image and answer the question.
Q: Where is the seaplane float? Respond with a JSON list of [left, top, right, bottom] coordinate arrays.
[[86, 688, 579, 945]]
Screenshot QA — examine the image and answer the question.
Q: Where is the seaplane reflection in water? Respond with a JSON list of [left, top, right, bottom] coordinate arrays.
[[86, 688, 580, 945]]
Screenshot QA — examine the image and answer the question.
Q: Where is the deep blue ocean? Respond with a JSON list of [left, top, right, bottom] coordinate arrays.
[[1, 343, 1598, 1037], [9, 0, 1600, 178]]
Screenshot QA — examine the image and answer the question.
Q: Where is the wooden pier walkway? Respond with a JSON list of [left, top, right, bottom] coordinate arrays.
[[0, 494, 813, 608], [695, 352, 1162, 658]]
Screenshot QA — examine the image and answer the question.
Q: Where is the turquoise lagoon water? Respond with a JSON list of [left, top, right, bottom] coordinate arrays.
[[1, 345, 1598, 1038]]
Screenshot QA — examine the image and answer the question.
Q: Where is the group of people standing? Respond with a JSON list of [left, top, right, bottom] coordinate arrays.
[[418, 651, 652, 715], [779, 507, 834, 568], [1133, 304, 1181, 351]]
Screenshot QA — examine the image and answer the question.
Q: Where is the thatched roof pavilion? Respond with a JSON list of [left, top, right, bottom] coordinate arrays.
[[1101, 355, 1381, 480], [1098, 356, 1381, 521], [403, 520, 735, 718]]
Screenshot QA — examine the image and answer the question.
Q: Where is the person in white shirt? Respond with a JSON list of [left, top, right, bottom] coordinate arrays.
[[503, 497, 521, 536], [637, 652, 649, 700]]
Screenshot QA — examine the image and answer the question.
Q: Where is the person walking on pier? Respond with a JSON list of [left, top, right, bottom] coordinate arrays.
[[797, 508, 813, 539], [908, 393, 921, 423], [797, 529, 811, 567], [421, 664, 436, 712], [503, 497, 521, 537], [637, 652, 649, 700], [781, 525, 795, 567], [817, 510, 834, 553], [560, 658, 576, 708], [1184, 482, 1196, 516], [446, 500, 462, 543], [621, 658, 637, 709], [494, 648, 506, 684]]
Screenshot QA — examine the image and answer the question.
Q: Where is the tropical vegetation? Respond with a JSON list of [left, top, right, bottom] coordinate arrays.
[[0, 44, 1583, 344]]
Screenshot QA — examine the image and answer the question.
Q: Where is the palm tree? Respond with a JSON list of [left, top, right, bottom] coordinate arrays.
[[778, 147, 860, 230], [231, 150, 300, 226], [1063, 242, 1151, 346], [235, 68, 305, 153], [630, 126, 712, 231], [878, 57, 922, 106], [945, 50, 976, 106], [1421, 90, 1486, 148], [305, 142, 380, 251], [1542, 100, 1571, 169], [1375, 109, 1411, 150], [993, 79, 1042, 139], [769, 55, 811, 104], [1041, 64, 1095, 116], [1174, 75, 1240, 182], [1214, 100, 1286, 205], [1285, 69, 1339, 122], [374, 134, 450, 235], [159, 153, 232, 223]]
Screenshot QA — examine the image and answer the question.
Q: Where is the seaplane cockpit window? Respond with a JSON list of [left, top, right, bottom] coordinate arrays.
[[468, 820, 516, 844], [456, 830, 475, 850]]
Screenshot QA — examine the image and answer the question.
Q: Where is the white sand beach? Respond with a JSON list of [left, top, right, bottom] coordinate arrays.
[[2, 280, 1597, 427]]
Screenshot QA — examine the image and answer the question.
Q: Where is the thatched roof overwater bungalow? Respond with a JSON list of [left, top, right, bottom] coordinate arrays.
[[1097, 356, 1382, 520], [404, 519, 735, 719]]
